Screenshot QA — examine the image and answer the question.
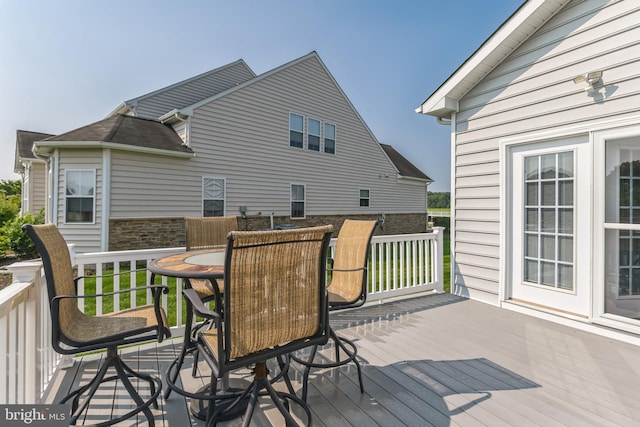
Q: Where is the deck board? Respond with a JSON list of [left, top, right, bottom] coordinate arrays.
[[44, 293, 640, 426]]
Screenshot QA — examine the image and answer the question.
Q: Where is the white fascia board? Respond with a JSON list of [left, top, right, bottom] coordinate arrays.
[[33, 141, 195, 159], [417, 0, 569, 118]]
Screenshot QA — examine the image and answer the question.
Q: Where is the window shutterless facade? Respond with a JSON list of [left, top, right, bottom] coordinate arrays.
[[359, 189, 370, 207], [289, 112, 335, 154], [308, 118, 320, 151], [290, 184, 305, 219], [324, 122, 336, 154], [203, 177, 226, 217], [65, 169, 95, 223], [289, 113, 304, 148]]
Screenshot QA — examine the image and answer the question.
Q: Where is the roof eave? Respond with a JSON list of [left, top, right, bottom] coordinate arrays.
[[33, 140, 195, 159], [416, 0, 570, 117]]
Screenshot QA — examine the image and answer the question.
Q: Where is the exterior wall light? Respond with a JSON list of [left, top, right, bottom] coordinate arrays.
[[573, 71, 603, 93]]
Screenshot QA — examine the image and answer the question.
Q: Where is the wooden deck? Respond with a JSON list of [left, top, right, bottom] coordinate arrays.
[[44, 293, 640, 426]]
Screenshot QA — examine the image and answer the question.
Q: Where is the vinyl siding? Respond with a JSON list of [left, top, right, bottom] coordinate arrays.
[[30, 161, 47, 213], [109, 151, 198, 217], [108, 55, 425, 219], [133, 61, 256, 119], [56, 149, 103, 252], [186, 54, 425, 218], [451, 0, 640, 300]]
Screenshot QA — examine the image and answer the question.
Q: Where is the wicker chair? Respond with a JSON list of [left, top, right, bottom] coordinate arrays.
[[23, 224, 171, 427], [166, 225, 333, 426], [184, 216, 238, 300], [292, 219, 378, 401]]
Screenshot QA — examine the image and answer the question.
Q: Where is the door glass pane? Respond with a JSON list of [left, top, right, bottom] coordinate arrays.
[[523, 151, 574, 290], [604, 138, 640, 319]]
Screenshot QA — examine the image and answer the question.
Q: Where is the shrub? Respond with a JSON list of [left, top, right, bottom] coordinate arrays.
[[0, 193, 20, 227], [0, 209, 45, 259]]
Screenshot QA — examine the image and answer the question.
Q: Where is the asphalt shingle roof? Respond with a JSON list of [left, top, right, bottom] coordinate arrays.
[[45, 115, 193, 154], [380, 143, 431, 181], [16, 130, 54, 159]]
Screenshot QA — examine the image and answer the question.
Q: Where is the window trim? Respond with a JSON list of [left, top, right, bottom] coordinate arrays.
[[324, 122, 336, 154], [289, 112, 304, 149], [202, 176, 226, 217], [290, 183, 306, 219], [308, 117, 321, 152], [64, 169, 96, 225], [359, 188, 370, 207]]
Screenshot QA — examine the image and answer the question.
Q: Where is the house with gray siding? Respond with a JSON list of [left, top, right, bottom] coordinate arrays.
[[15, 51, 431, 252], [417, 0, 640, 339]]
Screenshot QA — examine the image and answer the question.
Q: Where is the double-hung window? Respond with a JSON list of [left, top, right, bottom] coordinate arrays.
[[324, 123, 336, 154], [203, 177, 226, 217], [359, 189, 370, 207], [65, 169, 95, 223], [289, 113, 304, 148], [308, 118, 321, 151], [291, 184, 305, 219]]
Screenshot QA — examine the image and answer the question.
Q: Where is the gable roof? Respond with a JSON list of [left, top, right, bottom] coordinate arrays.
[[14, 130, 55, 172], [16, 130, 54, 160], [380, 144, 432, 182], [416, 0, 570, 119], [109, 59, 256, 118], [34, 115, 194, 157]]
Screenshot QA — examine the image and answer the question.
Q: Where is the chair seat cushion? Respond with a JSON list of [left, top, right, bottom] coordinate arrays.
[[189, 278, 220, 300], [64, 305, 169, 343]]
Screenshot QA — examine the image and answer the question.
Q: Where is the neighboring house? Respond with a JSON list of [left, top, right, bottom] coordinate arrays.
[[417, 0, 640, 339], [14, 130, 54, 215], [15, 51, 431, 252]]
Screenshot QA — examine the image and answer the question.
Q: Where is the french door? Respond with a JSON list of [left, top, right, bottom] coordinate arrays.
[[595, 127, 640, 326], [509, 136, 591, 316]]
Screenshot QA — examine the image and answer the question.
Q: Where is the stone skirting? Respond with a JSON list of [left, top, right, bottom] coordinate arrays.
[[108, 213, 427, 251]]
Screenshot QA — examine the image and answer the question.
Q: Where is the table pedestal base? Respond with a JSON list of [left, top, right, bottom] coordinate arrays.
[[189, 378, 251, 421]]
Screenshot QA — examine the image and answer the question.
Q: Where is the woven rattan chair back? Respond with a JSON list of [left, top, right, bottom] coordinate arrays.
[[224, 225, 333, 360], [327, 219, 378, 308], [25, 224, 87, 346], [185, 216, 238, 251]]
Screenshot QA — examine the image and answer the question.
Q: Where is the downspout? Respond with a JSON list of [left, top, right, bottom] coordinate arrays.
[[31, 146, 53, 224], [436, 116, 451, 125], [101, 149, 111, 251]]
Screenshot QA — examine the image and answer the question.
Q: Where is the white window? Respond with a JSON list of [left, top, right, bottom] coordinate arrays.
[[289, 113, 304, 148], [308, 118, 320, 151], [324, 123, 336, 154], [523, 151, 574, 290], [203, 177, 226, 217], [359, 189, 370, 207], [65, 169, 95, 223], [291, 184, 305, 219]]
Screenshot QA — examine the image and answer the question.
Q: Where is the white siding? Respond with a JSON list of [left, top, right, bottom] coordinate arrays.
[[109, 151, 198, 217], [187, 54, 425, 218], [30, 162, 47, 214], [452, 0, 640, 299], [107, 55, 425, 220], [56, 149, 102, 252], [133, 61, 256, 119]]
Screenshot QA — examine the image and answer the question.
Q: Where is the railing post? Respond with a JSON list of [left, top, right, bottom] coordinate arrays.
[[6, 261, 43, 403], [432, 227, 445, 294]]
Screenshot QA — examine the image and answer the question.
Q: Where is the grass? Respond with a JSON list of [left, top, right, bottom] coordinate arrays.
[[80, 233, 452, 318]]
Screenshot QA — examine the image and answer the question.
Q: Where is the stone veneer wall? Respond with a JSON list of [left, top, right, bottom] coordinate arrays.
[[109, 213, 427, 251]]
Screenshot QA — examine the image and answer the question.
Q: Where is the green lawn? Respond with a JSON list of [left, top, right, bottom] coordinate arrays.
[[81, 233, 452, 317]]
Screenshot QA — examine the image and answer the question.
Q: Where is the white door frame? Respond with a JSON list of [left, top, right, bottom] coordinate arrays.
[[501, 135, 591, 317]]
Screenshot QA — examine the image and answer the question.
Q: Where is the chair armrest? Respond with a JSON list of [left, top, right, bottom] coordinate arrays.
[[327, 267, 366, 273], [74, 268, 148, 282], [53, 284, 170, 301], [182, 288, 221, 321]]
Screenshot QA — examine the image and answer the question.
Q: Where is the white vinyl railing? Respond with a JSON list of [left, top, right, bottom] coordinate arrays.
[[0, 227, 443, 404]]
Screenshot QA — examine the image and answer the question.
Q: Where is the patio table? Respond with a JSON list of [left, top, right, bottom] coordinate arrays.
[[149, 248, 247, 421]]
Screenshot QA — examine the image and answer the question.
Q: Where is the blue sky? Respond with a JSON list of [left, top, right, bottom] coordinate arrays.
[[0, 0, 523, 192]]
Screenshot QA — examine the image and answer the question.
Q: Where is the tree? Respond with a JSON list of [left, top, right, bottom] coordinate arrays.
[[0, 180, 21, 197], [427, 192, 450, 209]]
